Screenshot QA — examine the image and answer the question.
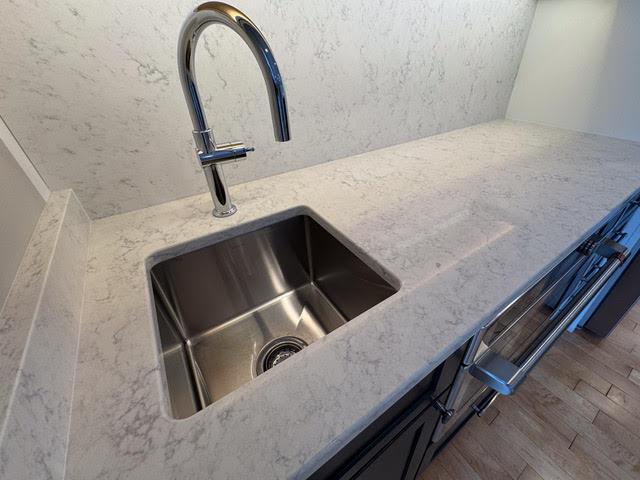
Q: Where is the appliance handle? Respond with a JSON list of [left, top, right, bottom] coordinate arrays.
[[468, 250, 627, 395]]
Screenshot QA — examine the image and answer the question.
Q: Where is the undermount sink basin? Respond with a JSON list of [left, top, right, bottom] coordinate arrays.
[[149, 214, 398, 419]]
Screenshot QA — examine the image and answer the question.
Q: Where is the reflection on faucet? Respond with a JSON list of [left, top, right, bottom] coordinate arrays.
[[177, 2, 291, 217]]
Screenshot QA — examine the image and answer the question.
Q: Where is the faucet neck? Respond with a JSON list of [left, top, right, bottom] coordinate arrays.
[[177, 2, 291, 217], [177, 2, 291, 151]]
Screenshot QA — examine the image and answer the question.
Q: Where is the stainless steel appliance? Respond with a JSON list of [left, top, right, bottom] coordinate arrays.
[[572, 196, 640, 335], [431, 192, 640, 443]]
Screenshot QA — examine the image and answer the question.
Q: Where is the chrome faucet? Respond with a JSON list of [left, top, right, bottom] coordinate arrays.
[[177, 2, 291, 217]]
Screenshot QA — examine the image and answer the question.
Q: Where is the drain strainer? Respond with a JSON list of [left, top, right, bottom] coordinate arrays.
[[255, 336, 308, 376]]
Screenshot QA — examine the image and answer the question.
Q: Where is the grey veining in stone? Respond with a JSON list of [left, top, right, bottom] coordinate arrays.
[[0, 0, 536, 218], [0, 190, 68, 422], [63, 121, 640, 479], [0, 190, 90, 480]]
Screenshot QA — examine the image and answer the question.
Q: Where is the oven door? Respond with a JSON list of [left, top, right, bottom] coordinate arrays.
[[468, 240, 626, 396], [432, 235, 628, 443]]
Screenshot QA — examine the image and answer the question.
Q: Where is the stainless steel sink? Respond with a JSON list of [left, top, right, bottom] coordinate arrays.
[[150, 214, 398, 419]]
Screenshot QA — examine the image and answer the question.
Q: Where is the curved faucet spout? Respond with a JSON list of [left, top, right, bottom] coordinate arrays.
[[177, 2, 291, 218], [178, 2, 290, 152]]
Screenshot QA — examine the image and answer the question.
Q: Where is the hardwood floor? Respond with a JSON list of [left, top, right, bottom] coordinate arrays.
[[420, 303, 640, 480]]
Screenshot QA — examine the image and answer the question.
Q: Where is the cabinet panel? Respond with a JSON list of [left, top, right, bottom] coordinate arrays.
[[403, 405, 441, 480], [309, 343, 467, 480], [352, 421, 423, 480], [348, 402, 440, 480]]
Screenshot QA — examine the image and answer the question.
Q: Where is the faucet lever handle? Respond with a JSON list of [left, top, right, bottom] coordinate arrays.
[[198, 142, 254, 167]]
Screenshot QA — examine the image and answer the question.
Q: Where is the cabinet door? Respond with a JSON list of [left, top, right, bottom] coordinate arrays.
[[349, 403, 440, 480], [309, 344, 467, 480]]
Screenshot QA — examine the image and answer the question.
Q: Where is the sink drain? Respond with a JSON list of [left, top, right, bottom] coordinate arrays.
[[256, 336, 308, 376]]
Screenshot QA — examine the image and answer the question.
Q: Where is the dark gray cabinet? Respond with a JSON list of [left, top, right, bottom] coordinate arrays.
[[309, 344, 466, 480], [356, 423, 422, 480], [361, 403, 440, 480], [338, 394, 441, 480]]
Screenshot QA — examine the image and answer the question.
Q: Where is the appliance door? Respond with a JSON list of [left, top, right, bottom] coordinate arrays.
[[584, 251, 640, 337], [432, 235, 628, 443], [569, 198, 640, 333], [469, 242, 627, 396]]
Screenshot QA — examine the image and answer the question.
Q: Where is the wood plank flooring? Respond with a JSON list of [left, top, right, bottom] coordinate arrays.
[[420, 303, 640, 480]]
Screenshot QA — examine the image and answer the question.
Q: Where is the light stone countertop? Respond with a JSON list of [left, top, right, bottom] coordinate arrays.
[[64, 120, 640, 479]]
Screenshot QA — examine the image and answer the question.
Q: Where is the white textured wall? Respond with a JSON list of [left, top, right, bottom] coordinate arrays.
[[0, 0, 536, 218], [508, 0, 640, 143], [0, 127, 46, 310]]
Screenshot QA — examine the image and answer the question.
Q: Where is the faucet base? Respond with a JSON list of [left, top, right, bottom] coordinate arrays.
[[212, 204, 237, 218], [203, 163, 237, 218]]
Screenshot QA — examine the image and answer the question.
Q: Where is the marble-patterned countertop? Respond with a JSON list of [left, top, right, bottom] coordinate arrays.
[[64, 120, 640, 479]]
